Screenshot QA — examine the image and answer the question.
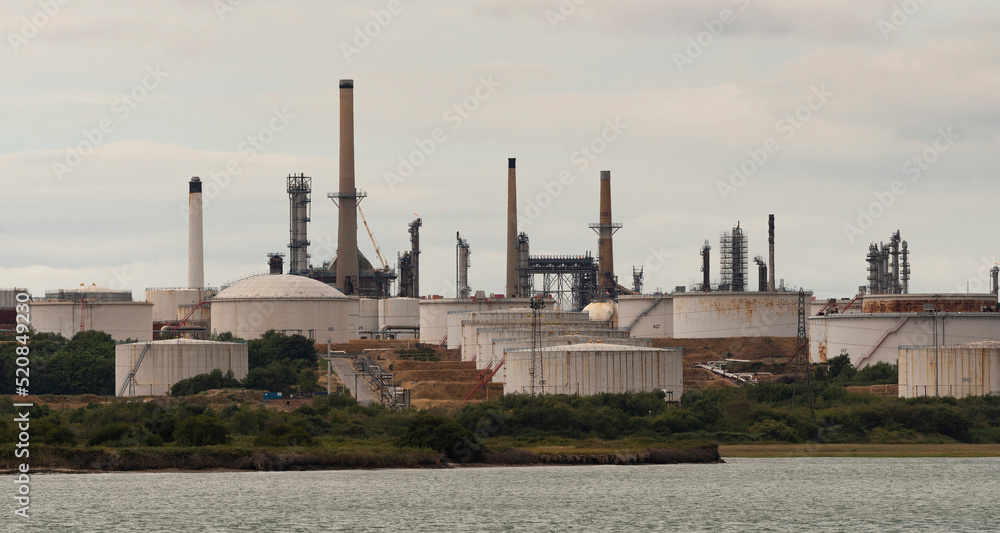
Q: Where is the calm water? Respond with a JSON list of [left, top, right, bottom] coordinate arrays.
[[7, 458, 998, 532]]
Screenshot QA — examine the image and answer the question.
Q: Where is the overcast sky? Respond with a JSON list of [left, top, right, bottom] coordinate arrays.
[[2, 0, 998, 300]]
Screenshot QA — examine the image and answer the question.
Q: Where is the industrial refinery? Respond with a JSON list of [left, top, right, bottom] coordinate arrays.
[[7, 79, 999, 402]]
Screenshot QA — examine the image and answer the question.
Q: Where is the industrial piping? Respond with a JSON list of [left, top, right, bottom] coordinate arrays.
[[188, 177, 204, 289], [336, 79, 359, 295], [506, 158, 518, 297]]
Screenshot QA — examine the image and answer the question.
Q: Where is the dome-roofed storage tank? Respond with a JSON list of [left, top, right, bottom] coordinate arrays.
[[210, 273, 351, 341]]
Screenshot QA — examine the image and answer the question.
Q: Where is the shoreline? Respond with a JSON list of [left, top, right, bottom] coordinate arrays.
[[720, 443, 1000, 458], [1, 444, 722, 475]]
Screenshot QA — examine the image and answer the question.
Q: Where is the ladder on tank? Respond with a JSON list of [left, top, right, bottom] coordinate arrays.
[[118, 342, 152, 397]]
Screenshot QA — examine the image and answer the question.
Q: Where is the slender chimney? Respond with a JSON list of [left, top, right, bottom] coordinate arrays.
[[506, 158, 518, 297], [337, 79, 359, 295], [188, 177, 204, 289], [599, 171, 614, 294], [768, 214, 775, 292], [590, 170, 621, 297], [701, 240, 711, 292]]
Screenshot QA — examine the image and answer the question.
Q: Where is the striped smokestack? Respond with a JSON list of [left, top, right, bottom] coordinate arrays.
[[506, 158, 518, 297], [188, 177, 204, 289], [337, 79, 359, 295]]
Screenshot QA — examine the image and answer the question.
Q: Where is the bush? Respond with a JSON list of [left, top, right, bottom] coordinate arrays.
[[748, 419, 801, 443], [173, 415, 229, 446], [88, 422, 161, 447], [171, 369, 243, 397], [396, 414, 484, 462], [253, 424, 314, 447]]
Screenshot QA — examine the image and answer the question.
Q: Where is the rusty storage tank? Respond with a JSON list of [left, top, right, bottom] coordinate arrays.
[[862, 294, 996, 314], [898, 340, 1000, 398], [672, 292, 804, 338]]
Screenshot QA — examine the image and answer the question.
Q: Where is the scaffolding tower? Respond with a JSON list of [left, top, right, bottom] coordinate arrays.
[[287, 174, 311, 275], [456, 232, 471, 299], [720, 223, 748, 292]]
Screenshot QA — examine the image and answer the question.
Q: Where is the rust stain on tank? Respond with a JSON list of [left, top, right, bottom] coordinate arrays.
[[818, 342, 827, 363], [862, 296, 994, 313]]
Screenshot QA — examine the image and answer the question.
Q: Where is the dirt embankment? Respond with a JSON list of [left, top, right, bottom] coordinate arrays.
[[652, 337, 797, 390]]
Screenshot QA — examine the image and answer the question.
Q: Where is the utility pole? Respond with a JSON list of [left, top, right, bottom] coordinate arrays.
[[790, 289, 815, 418], [529, 297, 545, 399]]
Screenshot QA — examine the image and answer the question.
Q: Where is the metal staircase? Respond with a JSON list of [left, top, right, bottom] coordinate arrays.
[[118, 342, 152, 397]]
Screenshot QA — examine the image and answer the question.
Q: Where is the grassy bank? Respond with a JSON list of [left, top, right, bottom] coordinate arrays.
[[720, 443, 1000, 458], [0, 440, 720, 473]]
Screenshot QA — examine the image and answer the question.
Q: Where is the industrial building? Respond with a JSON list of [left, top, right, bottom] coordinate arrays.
[[503, 344, 683, 398], [210, 273, 351, 341], [115, 338, 248, 397], [898, 341, 1000, 398], [32, 284, 153, 341]]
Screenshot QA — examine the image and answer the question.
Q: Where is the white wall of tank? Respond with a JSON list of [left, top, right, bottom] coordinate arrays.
[[419, 297, 555, 345], [810, 313, 1000, 368], [503, 344, 683, 398], [115, 338, 248, 397], [31, 301, 153, 341], [616, 295, 673, 337], [671, 292, 804, 339], [898, 341, 1000, 398], [209, 274, 351, 341]]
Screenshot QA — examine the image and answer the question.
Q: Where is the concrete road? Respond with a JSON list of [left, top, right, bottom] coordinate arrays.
[[328, 357, 377, 406]]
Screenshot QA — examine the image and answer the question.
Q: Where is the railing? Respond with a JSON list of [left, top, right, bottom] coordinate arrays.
[[118, 342, 152, 397]]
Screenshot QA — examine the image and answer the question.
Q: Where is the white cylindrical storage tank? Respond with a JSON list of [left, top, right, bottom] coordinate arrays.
[[503, 344, 683, 398], [115, 338, 249, 397], [672, 292, 803, 338], [210, 274, 351, 341], [146, 288, 215, 323], [379, 298, 420, 330], [349, 298, 380, 339], [616, 295, 673, 338], [898, 341, 1000, 399], [32, 301, 153, 341]]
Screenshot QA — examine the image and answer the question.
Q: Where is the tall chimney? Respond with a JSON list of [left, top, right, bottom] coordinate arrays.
[[506, 158, 518, 297], [188, 177, 204, 289], [599, 171, 614, 294], [768, 214, 775, 292], [336, 79, 359, 295], [590, 170, 621, 298]]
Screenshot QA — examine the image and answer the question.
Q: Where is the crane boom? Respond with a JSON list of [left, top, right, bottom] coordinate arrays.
[[358, 204, 389, 269]]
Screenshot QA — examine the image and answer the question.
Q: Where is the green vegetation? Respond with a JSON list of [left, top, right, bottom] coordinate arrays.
[[1, 337, 997, 471], [0, 331, 116, 395], [0, 329, 318, 396], [814, 352, 898, 386], [171, 370, 243, 397]]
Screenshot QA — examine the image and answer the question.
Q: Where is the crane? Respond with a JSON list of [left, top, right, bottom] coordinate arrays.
[[358, 204, 389, 269]]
